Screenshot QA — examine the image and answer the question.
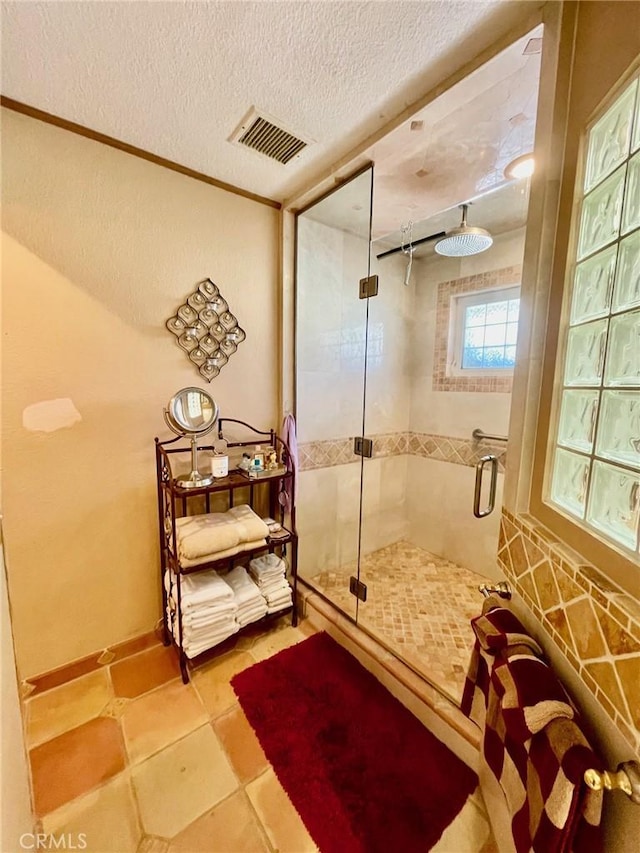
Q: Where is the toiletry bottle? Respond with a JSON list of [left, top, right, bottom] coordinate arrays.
[[253, 445, 265, 470]]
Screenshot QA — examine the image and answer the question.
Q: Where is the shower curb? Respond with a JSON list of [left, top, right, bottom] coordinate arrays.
[[299, 584, 481, 772]]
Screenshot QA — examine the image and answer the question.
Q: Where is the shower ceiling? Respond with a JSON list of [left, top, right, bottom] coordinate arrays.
[[310, 26, 541, 255], [375, 180, 531, 259]]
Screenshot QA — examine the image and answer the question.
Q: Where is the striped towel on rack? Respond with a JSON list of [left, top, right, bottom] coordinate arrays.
[[461, 598, 603, 853]]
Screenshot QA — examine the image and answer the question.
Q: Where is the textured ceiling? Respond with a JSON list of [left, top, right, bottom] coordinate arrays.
[[304, 25, 541, 246], [1, 0, 538, 203], [369, 26, 542, 239]]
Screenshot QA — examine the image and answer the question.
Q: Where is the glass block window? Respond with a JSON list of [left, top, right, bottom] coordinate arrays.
[[548, 71, 640, 560], [451, 286, 520, 372]]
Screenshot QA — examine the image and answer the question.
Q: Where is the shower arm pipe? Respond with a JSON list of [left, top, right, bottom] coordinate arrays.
[[375, 231, 446, 260], [473, 428, 508, 443]]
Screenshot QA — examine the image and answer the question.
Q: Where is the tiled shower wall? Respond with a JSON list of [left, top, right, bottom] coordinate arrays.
[[298, 431, 508, 580], [296, 215, 412, 582], [498, 509, 640, 754], [296, 221, 525, 582]]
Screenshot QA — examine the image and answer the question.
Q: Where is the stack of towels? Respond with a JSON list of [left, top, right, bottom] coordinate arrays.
[[166, 570, 238, 658], [176, 505, 269, 568], [249, 554, 293, 614], [223, 565, 268, 627]]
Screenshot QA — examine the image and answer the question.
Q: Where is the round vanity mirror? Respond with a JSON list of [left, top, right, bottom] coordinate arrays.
[[164, 387, 219, 488], [166, 387, 218, 436]]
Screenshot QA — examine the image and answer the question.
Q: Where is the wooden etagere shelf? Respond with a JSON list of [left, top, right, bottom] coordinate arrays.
[[155, 418, 298, 683]]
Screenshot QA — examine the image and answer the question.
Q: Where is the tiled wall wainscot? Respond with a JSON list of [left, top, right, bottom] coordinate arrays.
[[498, 509, 640, 754], [299, 431, 506, 472]]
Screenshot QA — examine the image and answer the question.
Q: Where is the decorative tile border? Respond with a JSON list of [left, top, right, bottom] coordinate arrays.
[[433, 265, 522, 393], [407, 432, 507, 473], [299, 431, 506, 472], [498, 508, 640, 754]]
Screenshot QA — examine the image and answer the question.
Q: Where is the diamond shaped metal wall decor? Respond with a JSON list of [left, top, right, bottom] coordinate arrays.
[[166, 279, 246, 381]]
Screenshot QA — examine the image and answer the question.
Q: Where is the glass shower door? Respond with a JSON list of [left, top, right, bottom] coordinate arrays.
[[295, 167, 374, 620]]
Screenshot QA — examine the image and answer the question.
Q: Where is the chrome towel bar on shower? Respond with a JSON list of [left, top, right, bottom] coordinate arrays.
[[473, 428, 508, 443]]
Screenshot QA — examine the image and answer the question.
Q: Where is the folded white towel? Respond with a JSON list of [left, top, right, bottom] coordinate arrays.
[[227, 505, 271, 543], [176, 590, 237, 613], [267, 599, 292, 614], [255, 575, 288, 592], [238, 598, 268, 615], [181, 625, 239, 658], [233, 586, 262, 606], [249, 553, 286, 578], [178, 537, 267, 569], [174, 571, 235, 607], [264, 588, 292, 607], [172, 614, 238, 641], [176, 512, 241, 560], [181, 620, 237, 642], [182, 607, 238, 630], [224, 565, 262, 596], [182, 570, 235, 597], [238, 605, 268, 627], [176, 505, 269, 563]]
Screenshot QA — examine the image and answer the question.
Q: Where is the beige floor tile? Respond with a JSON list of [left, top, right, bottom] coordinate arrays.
[[41, 772, 141, 853], [26, 668, 112, 747], [233, 615, 292, 651], [248, 626, 309, 663], [191, 651, 255, 718], [213, 706, 268, 784], [297, 618, 318, 638], [168, 790, 270, 852], [121, 681, 209, 763], [431, 795, 491, 853], [111, 645, 181, 699], [131, 725, 238, 838], [30, 716, 127, 817], [245, 768, 317, 853]]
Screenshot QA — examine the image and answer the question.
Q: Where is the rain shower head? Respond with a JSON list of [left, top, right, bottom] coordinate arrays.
[[434, 204, 493, 257]]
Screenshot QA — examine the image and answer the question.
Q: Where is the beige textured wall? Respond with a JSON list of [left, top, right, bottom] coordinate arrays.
[[1, 536, 34, 844], [1, 109, 279, 678]]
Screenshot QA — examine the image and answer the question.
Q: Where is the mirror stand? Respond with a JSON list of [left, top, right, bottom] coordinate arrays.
[[178, 435, 214, 489], [163, 387, 219, 489]]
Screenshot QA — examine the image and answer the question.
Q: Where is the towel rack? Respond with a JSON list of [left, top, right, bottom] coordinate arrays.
[[473, 428, 508, 443], [478, 581, 512, 599], [584, 760, 640, 804]]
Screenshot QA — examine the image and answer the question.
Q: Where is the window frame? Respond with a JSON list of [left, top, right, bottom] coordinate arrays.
[[530, 62, 640, 600], [448, 284, 520, 377]]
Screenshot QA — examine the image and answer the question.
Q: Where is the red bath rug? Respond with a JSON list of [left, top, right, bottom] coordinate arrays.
[[231, 631, 478, 852]]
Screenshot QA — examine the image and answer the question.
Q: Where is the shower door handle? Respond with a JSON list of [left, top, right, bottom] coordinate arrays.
[[473, 455, 498, 518]]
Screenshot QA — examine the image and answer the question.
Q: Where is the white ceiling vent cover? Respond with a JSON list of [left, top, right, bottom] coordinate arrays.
[[230, 108, 311, 165]]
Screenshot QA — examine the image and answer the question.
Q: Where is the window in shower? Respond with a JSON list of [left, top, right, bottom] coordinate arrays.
[[449, 285, 520, 374]]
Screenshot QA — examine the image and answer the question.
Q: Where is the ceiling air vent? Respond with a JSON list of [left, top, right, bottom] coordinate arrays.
[[230, 108, 311, 165]]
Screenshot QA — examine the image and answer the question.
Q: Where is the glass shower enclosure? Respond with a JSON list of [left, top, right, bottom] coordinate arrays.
[[295, 166, 374, 624], [295, 164, 508, 704], [295, 164, 419, 634]]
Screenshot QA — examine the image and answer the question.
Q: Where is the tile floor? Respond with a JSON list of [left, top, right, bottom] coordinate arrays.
[[23, 617, 495, 852], [309, 541, 491, 702]]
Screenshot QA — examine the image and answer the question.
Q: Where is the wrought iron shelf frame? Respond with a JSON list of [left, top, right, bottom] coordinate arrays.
[[155, 419, 298, 683]]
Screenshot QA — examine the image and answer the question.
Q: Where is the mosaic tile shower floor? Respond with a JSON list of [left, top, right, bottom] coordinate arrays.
[[309, 541, 491, 703]]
